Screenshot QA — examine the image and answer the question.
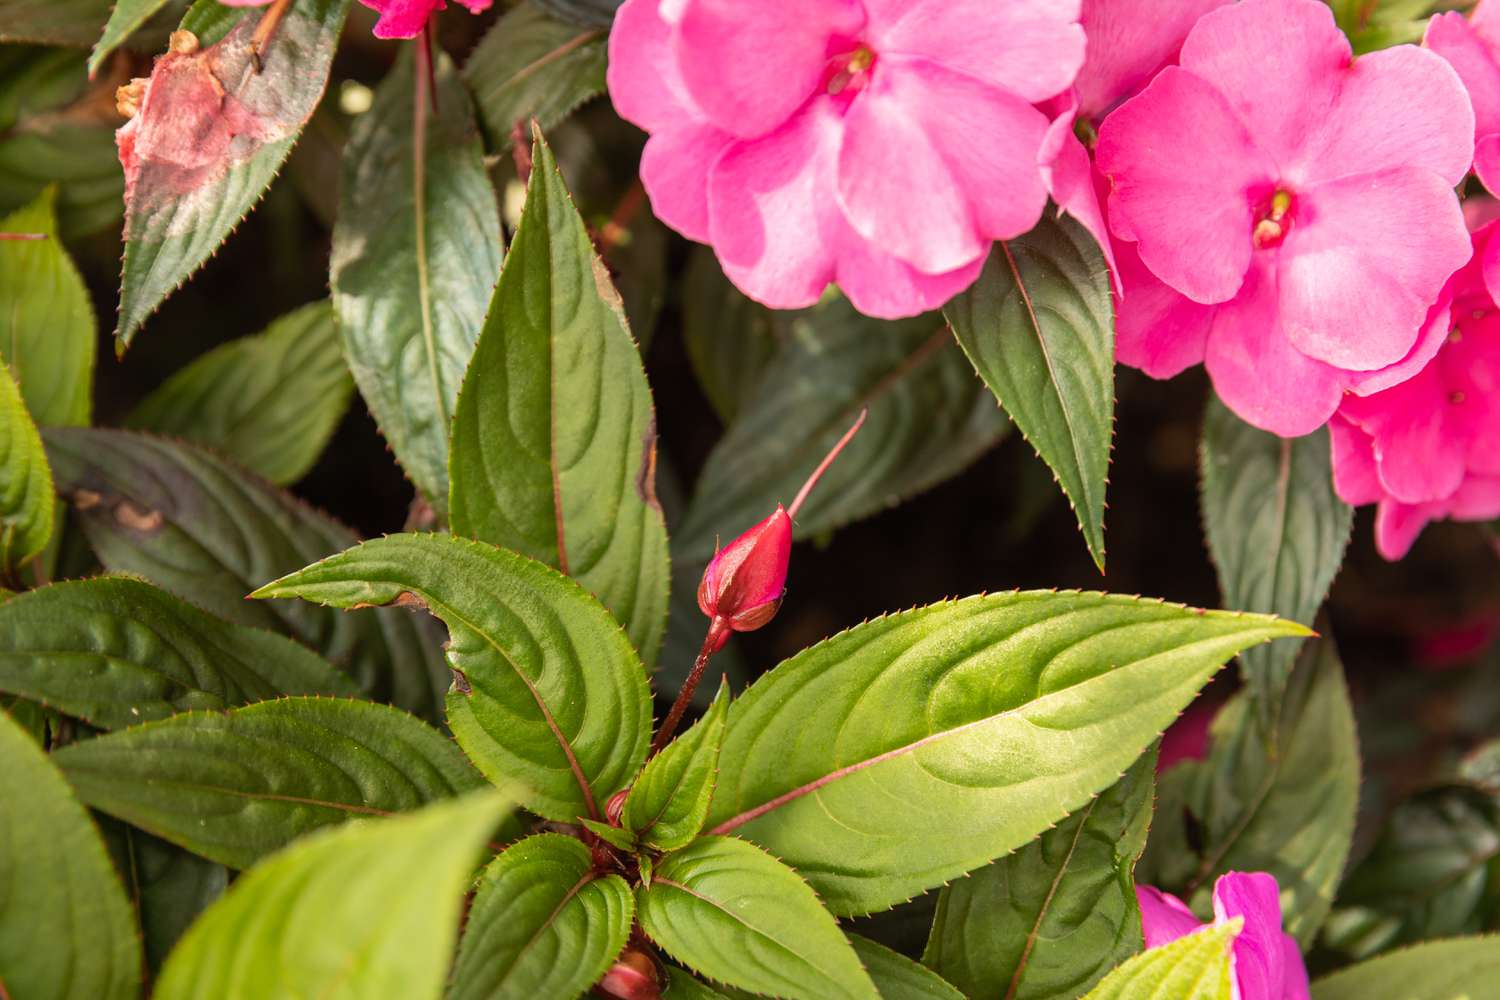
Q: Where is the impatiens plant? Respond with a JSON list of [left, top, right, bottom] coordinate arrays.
[[0, 0, 1498, 998]]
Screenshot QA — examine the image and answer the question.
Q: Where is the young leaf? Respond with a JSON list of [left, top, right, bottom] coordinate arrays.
[[924, 752, 1156, 999], [151, 790, 512, 1000], [0, 576, 357, 729], [463, 1, 608, 144], [0, 707, 140, 1000], [1080, 922, 1238, 1000], [623, 678, 729, 851], [0, 357, 54, 574], [636, 836, 880, 1000], [331, 49, 501, 514], [101, 823, 227, 975], [849, 935, 964, 1000], [252, 532, 652, 823], [945, 215, 1115, 571], [52, 696, 483, 869], [117, 0, 351, 348], [0, 187, 95, 426], [448, 127, 669, 665], [44, 428, 450, 717], [89, 0, 172, 76], [680, 246, 783, 424], [126, 301, 353, 486], [582, 817, 638, 852], [1310, 936, 1500, 999], [0, 0, 111, 46], [449, 833, 634, 1000], [704, 592, 1309, 916], [676, 295, 1009, 563], [1200, 395, 1352, 715], [1142, 639, 1359, 946]]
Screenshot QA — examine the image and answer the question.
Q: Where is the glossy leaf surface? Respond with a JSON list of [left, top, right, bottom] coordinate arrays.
[[623, 679, 728, 851], [464, 1, 607, 143]]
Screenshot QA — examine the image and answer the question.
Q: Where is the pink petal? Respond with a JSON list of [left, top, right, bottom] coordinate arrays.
[[1114, 240, 1214, 379], [360, 0, 442, 38], [1040, 98, 1118, 285], [832, 238, 986, 320], [670, 0, 864, 139], [1096, 66, 1273, 304], [1480, 212, 1500, 303], [1346, 299, 1452, 397], [1426, 11, 1500, 140], [1281, 935, 1312, 1000], [1213, 872, 1289, 1000], [1329, 417, 1384, 506], [838, 55, 1049, 274], [609, 0, 700, 133], [453, 0, 490, 11], [639, 124, 735, 243], [861, 0, 1085, 104], [1277, 167, 1471, 371], [1073, 0, 1231, 117], [1136, 886, 1204, 949], [1343, 364, 1468, 504], [1476, 133, 1500, 198], [1375, 499, 1432, 560], [1448, 474, 1500, 519]]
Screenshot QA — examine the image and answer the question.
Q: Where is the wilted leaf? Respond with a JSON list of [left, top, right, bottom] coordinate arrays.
[[1080, 922, 1237, 1000], [623, 679, 728, 851], [464, 0, 607, 144], [0, 357, 54, 574]]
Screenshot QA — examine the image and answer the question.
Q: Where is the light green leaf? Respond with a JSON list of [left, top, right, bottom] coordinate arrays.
[[331, 49, 501, 513], [450, 833, 634, 1000], [637, 836, 879, 1000], [679, 246, 782, 424], [449, 127, 669, 665], [849, 935, 964, 1000], [152, 790, 511, 1000], [945, 216, 1114, 571], [53, 696, 483, 869], [676, 295, 1009, 563], [582, 817, 638, 851], [464, 1, 607, 144], [0, 357, 54, 573], [44, 428, 450, 718], [0, 576, 356, 729], [0, 706, 140, 1000], [705, 592, 1309, 916], [1311, 936, 1500, 999], [252, 532, 652, 823], [623, 679, 728, 851], [0, 187, 95, 425], [924, 752, 1156, 999], [126, 301, 353, 486], [89, 0, 172, 74], [534, 0, 620, 28], [1080, 922, 1238, 1000], [1141, 638, 1359, 945], [0, 0, 111, 45], [101, 823, 226, 975]]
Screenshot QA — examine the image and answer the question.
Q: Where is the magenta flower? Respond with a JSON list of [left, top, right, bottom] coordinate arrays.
[[1137, 872, 1310, 1000], [1097, 0, 1473, 437], [219, 0, 490, 38], [1427, 1, 1500, 196], [606, 0, 1086, 319]]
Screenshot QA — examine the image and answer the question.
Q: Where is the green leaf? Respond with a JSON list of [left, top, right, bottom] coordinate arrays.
[[1080, 922, 1238, 1000], [637, 836, 879, 1000], [1311, 936, 1500, 999], [252, 532, 652, 823], [623, 678, 728, 851], [849, 935, 964, 1000], [331, 50, 501, 513], [464, 1, 607, 145], [924, 752, 1156, 999], [0, 356, 54, 574], [0, 0, 111, 45], [44, 428, 450, 717], [1201, 395, 1351, 715], [0, 187, 95, 425], [117, 0, 350, 349], [450, 833, 634, 1000], [126, 301, 353, 486], [676, 294, 1009, 563], [0, 576, 357, 729], [1141, 638, 1359, 945], [945, 216, 1115, 571], [0, 706, 140, 1000], [89, 0, 172, 75], [102, 823, 226, 975], [152, 790, 511, 1000], [449, 127, 669, 665], [582, 817, 638, 851], [704, 592, 1309, 916], [663, 965, 732, 1000], [53, 696, 483, 869], [679, 246, 782, 424], [533, 0, 620, 28]]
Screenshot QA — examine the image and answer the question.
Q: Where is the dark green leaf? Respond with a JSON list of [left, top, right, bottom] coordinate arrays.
[[0, 706, 140, 1000], [103, 824, 226, 975], [253, 532, 652, 823], [1312, 936, 1500, 999], [89, 0, 172, 74], [945, 216, 1114, 570], [1201, 395, 1351, 714], [53, 696, 483, 869], [152, 790, 512, 999], [331, 50, 501, 512], [676, 295, 1009, 563], [0, 0, 111, 45], [663, 965, 731, 1000], [637, 836, 879, 1000], [464, 1, 607, 145], [117, 0, 350, 348], [1080, 922, 1236, 1000], [705, 592, 1308, 916], [126, 301, 353, 486], [449, 127, 669, 664], [610, 208, 668, 354], [450, 833, 634, 1000], [45, 428, 450, 717], [679, 246, 782, 424], [0, 357, 54, 573], [849, 935, 963, 1000], [0, 576, 356, 730], [924, 752, 1155, 999], [623, 679, 728, 851], [533, 0, 620, 28], [582, 817, 638, 851]]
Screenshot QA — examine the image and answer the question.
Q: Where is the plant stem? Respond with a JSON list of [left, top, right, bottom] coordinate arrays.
[[649, 619, 729, 758]]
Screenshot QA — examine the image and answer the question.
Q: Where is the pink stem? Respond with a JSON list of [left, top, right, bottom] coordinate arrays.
[[787, 409, 867, 519]]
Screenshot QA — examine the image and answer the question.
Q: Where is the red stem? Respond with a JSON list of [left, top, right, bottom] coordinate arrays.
[[649, 619, 729, 758], [787, 409, 867, 519]]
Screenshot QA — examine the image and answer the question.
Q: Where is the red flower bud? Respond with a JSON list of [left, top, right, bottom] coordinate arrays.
[[596, 949, 660, 1000]]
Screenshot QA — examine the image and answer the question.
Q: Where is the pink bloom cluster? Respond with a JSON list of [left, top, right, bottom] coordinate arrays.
[[222, 0, 491, 39]]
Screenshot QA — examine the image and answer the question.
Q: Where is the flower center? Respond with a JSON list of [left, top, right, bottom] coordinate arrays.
[[826, 44, 877, 96], [1252, 189, 1295, 250]]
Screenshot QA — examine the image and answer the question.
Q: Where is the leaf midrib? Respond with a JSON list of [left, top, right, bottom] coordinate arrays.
[[1004, 797, 1098, 1000]]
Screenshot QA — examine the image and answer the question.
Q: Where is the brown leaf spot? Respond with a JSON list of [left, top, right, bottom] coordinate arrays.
[[114, 500, 164, 534], [391, 591, 429, 610], [71, 488, 104, 511], [635, 416, 661, 513], [450, 669, 472, 696]]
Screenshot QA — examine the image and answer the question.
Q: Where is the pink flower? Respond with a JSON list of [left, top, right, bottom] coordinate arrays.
[[359, 0, 491, 39], [606, 0, 1086, 319], [1426, 1, 1500, 196], [1137, 872, 1310, 1000], [1097, 0, 1474, 437]]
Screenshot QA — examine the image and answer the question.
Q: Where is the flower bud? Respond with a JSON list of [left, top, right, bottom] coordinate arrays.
[[596, 949, 660, 1000]]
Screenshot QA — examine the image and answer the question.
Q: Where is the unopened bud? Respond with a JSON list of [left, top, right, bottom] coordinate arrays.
[[596, 949, 660, 1000], [605, 788, 628, 826]]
